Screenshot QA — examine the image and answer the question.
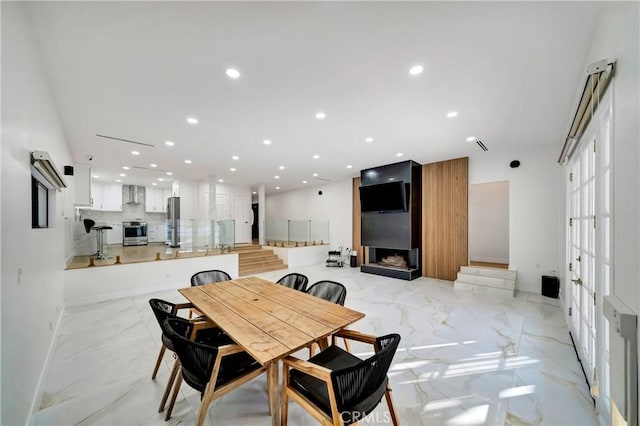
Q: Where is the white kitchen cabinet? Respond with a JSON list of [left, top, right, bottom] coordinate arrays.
[[74, 164, 92, 206], [106, 222, 123, 245], [148, 223, 167, 243], [145, 187, 172, 212], [91, 182, 122, 211]]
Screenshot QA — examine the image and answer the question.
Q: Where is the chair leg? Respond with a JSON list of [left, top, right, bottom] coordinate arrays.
[[152, 345, 167, 379], [342, 337, 351, 353], [384, 385, 400, 426], [159, 358, 180, 413], [195, 381, 217, 426], [165, 370, 183, 421]]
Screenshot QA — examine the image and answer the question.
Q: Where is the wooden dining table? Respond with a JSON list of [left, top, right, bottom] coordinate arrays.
[[178, 276, 365, 425]]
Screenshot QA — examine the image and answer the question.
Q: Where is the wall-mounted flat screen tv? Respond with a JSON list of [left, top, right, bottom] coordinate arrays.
[[359, 181, 407, 213]]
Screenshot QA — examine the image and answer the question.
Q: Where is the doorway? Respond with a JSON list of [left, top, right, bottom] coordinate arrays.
[[468, 181, 509, 268]]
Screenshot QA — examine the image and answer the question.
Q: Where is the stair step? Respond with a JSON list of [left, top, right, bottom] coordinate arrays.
[[239, 264, 288, 276], [238, 250, 275, 259], [454, 280, 515, 297], [239, 258, 283, 268], [455, 273, 515, 290], [460, 266, 517, 280]]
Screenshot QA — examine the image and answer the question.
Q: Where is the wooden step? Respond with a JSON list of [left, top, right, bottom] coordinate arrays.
[[238, 250, 275, 259], [236, 245, 287, 276], [239, 263, 288, 276], [239, 255, 280, 267]]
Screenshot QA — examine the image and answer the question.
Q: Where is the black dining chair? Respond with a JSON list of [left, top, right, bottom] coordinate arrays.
[[148, 299, 231, 418], [276, 272, 309, 292], [281, 330, 401, 426], [190, 269, 232, 286], [163, 317, 268, 426], [306, 280, 349, 355]]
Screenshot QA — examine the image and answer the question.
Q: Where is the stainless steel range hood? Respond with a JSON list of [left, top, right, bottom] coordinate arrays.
[[122, 185, 145, 204]]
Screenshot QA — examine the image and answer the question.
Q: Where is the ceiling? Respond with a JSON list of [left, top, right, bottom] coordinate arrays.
[[24, 1, 600, 193]]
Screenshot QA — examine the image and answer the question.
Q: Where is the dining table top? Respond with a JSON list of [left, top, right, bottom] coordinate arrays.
[[178, 276, 365, 365]]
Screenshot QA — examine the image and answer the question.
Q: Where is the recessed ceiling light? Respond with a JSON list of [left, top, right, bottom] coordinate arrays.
[[365, 137, 374, 143], [263, 139, 272, 145], [225, 68, 240, 79], [446, 111, 458, 118], [279, 166, 285, 170], [122, 166, 130, 170], [409, 65, 424, 75], [166, 172, 172, 176], [232, 155, 239, 160], [274, 175, 280, 179], [466, 136, 476, 142], [252, 191, 257, 195], [312, 173, 318, 177], [230, 168, 236, 172], [158, 178, 164, 181], [152, 182, 157, 186], [186, 117, 198, 124], [119, 173, 126, 177], [389, 177, 396, 181], [218, 179, 224, 183], [315, 112, 326, 120], [275, 186, 280, 190], [302, 180, 308, 184], [115, 179, 121, 183], [92, 175, 99, 178], [184, 160, 192, 164], [396, 153, 403, 157], [346, 165, 353, 169], [131, 151, 140, 156], [313, 155, 320, 159], [165, 141, 175, 147], [149, 163, 157, 168]]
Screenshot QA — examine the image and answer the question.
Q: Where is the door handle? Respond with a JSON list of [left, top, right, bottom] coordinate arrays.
[[572, 278, 583, 286]]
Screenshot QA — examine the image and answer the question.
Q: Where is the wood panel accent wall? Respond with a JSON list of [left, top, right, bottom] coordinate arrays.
[[422, 157, 469, 281], [352, 177, 364, 266]]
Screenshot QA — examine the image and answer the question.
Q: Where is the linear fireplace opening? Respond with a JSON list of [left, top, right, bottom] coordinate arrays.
[[362, 247, 420, 280]]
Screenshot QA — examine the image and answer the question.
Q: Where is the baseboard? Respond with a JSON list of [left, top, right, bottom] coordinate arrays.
[[64, 281, 184, 307], [26, 304, 65, 425]]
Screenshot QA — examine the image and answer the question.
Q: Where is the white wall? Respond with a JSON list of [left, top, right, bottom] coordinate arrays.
[[265, 179, 353, 251], [469, 181, 509, 264], [0, 3, 74, 424], [572, 2, 639, 417], [469, 145, 561, 293], [64, 253, 239, 306]]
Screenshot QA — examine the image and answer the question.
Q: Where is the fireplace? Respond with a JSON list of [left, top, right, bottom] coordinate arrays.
[[361, 247, 420, 280]]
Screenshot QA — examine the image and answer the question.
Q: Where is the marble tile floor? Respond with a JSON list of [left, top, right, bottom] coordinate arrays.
[[32, 265, 599, 425]]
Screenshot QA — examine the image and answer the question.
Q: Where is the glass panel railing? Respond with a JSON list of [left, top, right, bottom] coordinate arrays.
[[310, 220, 329, 244], [215, 219, 235, 253], [288, 220, 309, 244], [265, 219, 329, 247], [266, 220, 288, 243]]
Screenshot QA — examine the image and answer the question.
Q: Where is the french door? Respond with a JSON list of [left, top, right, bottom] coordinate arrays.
[[566, 89, 612, 419]]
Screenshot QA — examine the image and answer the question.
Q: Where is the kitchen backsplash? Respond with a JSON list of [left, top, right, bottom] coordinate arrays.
[[78, 204, 166, 224]]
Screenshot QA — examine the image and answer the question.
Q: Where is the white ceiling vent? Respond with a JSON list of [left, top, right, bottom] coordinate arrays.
[[558, 59, 615, 164]]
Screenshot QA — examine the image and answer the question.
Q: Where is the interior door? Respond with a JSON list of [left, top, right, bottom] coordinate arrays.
[[566, 89, 613, 420], [232, 194, 251, 244], [568, 137, 597, 379]]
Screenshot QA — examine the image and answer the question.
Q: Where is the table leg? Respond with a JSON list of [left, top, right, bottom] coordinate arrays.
[[267, 362, 280, 426]]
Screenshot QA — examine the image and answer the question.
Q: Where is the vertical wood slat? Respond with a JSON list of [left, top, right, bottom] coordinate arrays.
[[352, 177, 364, 266], [422, 157, 468, 281]]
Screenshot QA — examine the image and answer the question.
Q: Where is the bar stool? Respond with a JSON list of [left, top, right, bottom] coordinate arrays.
[[82, 219, 113, 259], [91, 224, 113, 260]]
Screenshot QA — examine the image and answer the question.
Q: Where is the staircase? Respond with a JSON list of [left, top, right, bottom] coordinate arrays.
[[454, 265, 517, 297], [236, 245, 288, 276]]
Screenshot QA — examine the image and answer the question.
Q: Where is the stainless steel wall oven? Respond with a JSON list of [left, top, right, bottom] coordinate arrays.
[[122, 221, 148, 246]]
